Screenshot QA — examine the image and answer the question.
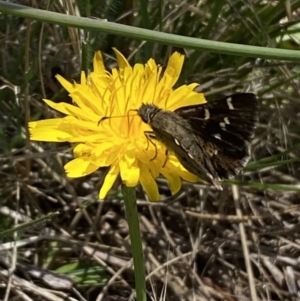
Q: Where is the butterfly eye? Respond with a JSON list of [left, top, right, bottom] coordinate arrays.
[[149, 112, 156, 121], [138, 103, 160, 124], [144, 110, 156, 123]]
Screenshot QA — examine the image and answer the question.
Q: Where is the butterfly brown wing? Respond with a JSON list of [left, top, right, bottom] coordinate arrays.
[[174, 93, 258, 179], [148, 109, 224, 189]]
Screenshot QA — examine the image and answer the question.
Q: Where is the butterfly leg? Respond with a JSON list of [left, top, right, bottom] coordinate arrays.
[[162, 149, 169, 168], [144, 131, 158, 161]]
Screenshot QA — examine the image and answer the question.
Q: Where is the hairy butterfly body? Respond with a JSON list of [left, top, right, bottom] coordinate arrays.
[[137, 93, 258, 190]]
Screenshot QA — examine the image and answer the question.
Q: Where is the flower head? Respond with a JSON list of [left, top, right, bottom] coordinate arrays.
[[29, 49, 206, 201]]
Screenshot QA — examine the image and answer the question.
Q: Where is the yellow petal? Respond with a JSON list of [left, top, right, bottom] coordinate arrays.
[[161, 169, 182, 195], [93, 144, 123, 167], [28, 119, 75, 141], [93, 51, 106, 74], [167, 87, 206, 111], [113, 48, 130, 69], [56, 74, 75, 93], [160, 52, 184, 88], [80, 71, 87, 85], [167, 155, 198, 182], [99, 164, 120, 199], [74, 143, 120, 168], [119, 150, 140, 187], [65, 157, 99, 177], [139, 163, 160, 201], [73, 144, 93, 157], [187, 83, 198, 90], [43, 99, 99, 121]]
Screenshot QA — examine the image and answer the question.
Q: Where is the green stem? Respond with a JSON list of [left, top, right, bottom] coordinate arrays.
[[122, 185, 147, 301], [1, 1, 300, 61]]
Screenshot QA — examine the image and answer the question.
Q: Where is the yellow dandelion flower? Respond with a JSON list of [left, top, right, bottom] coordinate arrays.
[[29, 49, 207, 201]]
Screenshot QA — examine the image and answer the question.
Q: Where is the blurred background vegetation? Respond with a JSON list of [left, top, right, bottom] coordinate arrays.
[[1, 0, 300, 300]]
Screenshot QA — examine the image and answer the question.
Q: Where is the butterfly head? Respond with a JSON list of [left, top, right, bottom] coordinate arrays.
[[138, 103, 161, 124]]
